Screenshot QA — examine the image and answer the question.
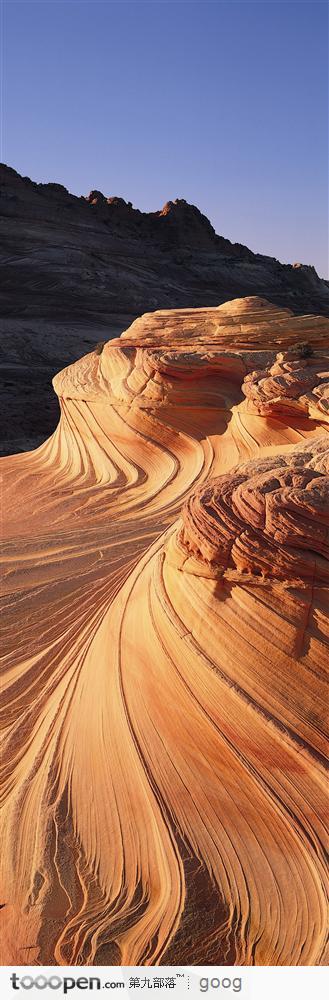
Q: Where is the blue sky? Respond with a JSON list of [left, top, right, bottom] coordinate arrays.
[[2, 0, 328, 276]]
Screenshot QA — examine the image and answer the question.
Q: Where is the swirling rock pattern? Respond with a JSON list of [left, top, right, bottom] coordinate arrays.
[[243, 351, 329, 421], [1, 298, 328, 967], [179, 445, 329, 582]]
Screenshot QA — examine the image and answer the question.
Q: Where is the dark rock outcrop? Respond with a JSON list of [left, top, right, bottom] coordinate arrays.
[[2, 163, 328, 321]]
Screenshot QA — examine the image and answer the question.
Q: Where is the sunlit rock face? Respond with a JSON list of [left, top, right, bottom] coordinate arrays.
[[178, 442, 329, 581], [119, 296, 329, 349], [158, 439, 328, 966], [243, 351, 329, 421], [52, 295, 329, 415], [1, 298, 329, 968]]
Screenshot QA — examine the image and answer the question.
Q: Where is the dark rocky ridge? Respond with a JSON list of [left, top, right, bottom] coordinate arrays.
[[1, 162, 328, 454]]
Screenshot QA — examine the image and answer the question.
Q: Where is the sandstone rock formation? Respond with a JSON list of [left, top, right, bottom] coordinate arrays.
[[1, 297, 328, 967], [177, 441, 329, 581], [1, 163, 329, 454], [242, 351, 329, 421]]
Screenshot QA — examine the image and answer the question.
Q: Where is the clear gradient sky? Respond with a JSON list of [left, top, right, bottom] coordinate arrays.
[[2, 0, 328, 276]]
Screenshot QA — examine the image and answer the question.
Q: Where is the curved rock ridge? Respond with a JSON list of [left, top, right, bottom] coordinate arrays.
[[119, 297, 329, 349], [52, 298, 329, 415], [1, 298, 329, 968], [53, 343, 246, 412], [175, 438, 329, 584], [242, 351, 329, 421], [152, 439, 329, 966]]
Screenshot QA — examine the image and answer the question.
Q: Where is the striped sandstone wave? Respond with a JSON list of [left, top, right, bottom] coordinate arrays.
[[1, 297, 328, 966]]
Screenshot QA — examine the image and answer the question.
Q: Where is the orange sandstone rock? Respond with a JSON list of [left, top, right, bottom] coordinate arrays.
[[242, 351, 329, 421], [179, 441, 329, 582]]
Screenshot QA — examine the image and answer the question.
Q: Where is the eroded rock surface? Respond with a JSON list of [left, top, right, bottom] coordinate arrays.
[[243, 351, 329, 421], [178, 440, 329, 582], [1, 298, 328, 967]]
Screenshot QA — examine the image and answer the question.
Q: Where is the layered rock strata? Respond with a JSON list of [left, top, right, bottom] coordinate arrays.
[[243, 352, 329, 421], [178, 442, 329, 581]]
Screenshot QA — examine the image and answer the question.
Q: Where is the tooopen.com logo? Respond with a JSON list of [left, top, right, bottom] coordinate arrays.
[[10, 974, 123, 993]]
